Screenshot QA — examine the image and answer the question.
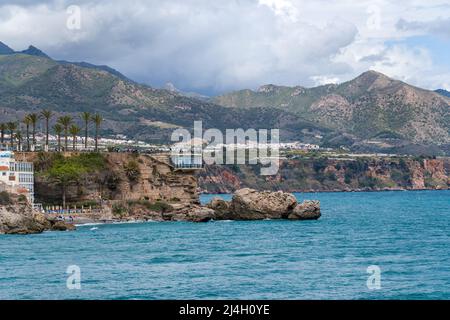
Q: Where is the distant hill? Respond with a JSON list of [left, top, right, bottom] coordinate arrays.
[[215, 70, 450, 146], [0, 41, 14, 55], [163, 82, 210, 100], [435, 89, 450, 98]]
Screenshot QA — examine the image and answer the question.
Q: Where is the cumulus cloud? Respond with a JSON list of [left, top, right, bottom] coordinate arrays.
[[0, 0, 449, 94]]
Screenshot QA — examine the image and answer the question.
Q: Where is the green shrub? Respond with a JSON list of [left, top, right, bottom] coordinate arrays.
[[0, 191, 12, 205], [124, 160, 140, 182], [358, 176, 380, 188], [344, 173, 352, 184], [112, 203, 127, 217]]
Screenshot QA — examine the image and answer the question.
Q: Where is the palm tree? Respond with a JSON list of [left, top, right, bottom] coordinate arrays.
[[81, 112, 91, 150], [57, 116, 72, 151], [69, 125, 81, 151], [41, 109, 53, 151], [92, 113, 102, 152], [23, 115, 31, 151], [53, 124, 63, 152], [0, 123, 6, 146], [28, 113, 38, 150], [15, 131, 23, 151], [6, 122, 17, 150]]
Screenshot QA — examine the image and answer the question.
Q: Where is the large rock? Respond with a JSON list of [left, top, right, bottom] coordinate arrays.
[[163, 205, 215, 223], [1, 203, 76, 235], [206, 188, 321, 221], [229, 188, 298, 220], [49, 220, 77, 231], [0, 204, 47, 234], [206, 197, 232, 219], [288, 200, 321, 220]]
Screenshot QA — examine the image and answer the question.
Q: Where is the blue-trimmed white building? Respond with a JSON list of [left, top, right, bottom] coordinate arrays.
[[0, 151, 35, 204]]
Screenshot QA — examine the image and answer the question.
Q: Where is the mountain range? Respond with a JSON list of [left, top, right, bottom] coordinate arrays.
[[0, 41, 449, 155]]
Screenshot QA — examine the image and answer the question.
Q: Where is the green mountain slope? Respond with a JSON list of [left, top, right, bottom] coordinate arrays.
[[0, 52, 330, 144], [215, 71, 450, 145]]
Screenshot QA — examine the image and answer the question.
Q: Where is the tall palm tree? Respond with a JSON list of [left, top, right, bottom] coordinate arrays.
[[69, 125, 81, 151], [15, 131, 23, 151], [0, 123, 6, 146], [92, 113, 102, 152], [41, 109, 53, 151], [6, 122, 17, 150], [23, 115, 31, 151], [81, 112, 91, 150], [28, 113, 38, 150], [53, 124, 63, 152], [57, 116, 72, 151]]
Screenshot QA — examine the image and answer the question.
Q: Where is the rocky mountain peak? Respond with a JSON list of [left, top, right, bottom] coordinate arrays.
[[20, 45, 50, 58], [0, 41, 14, 55]]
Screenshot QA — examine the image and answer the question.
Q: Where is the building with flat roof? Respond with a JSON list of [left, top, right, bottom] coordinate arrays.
[[0, 151, 35, 204]]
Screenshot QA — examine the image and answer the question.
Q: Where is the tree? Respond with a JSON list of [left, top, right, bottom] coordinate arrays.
[[0, 123, 6, 146], [92, 113, 102, 152], [69, 125, 81, 151], [15, 131, 23, 151], [57, 116, 72, 151], [6, 122, 17, 150], [41, 109, 53, 151], [53, 124, 63, 152], [48, 163, 83, 208], [23, 115, 31, 151], [81, 112, 91, 150], [28, 113, 38, 149]]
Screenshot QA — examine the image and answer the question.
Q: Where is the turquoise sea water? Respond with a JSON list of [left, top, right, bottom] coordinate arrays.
[[0, 190, 449, 300]]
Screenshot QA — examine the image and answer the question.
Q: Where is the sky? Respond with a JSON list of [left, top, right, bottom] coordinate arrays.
[[0, 0, 449, 95]]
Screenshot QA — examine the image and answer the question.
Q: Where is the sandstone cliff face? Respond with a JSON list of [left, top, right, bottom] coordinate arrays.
[[104, 153, 199, 205], [198, 157, 450, 193], [24, 152, 199, 207]]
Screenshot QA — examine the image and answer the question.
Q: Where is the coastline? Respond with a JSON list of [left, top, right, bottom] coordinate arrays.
[[200, 187, 449, 195], [68, 189, 449, 227]]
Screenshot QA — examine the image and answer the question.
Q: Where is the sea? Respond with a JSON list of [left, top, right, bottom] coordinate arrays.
[[0, 190, 449, 299]]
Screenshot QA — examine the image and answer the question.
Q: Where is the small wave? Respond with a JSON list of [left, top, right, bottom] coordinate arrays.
[[90, 227, 99, 231], [75, 222, 105, 227]]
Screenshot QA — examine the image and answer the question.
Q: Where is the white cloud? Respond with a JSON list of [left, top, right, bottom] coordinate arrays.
[[0, 0, 449, 93]]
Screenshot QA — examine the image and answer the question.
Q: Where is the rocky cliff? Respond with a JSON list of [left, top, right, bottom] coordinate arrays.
[[16, 152, 199, 206], [0, 192, 75, 234], [198, 157, 450, 193]]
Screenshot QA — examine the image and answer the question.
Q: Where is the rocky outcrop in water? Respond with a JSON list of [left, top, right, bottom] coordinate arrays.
[[0, 197, 75, 234], [287, 200, 321, 220], [207, 188, 321, 221]]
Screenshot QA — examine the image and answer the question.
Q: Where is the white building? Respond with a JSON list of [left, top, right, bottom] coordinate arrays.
[[0, 151, 35, 204], [170, 138, 204, 169]]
